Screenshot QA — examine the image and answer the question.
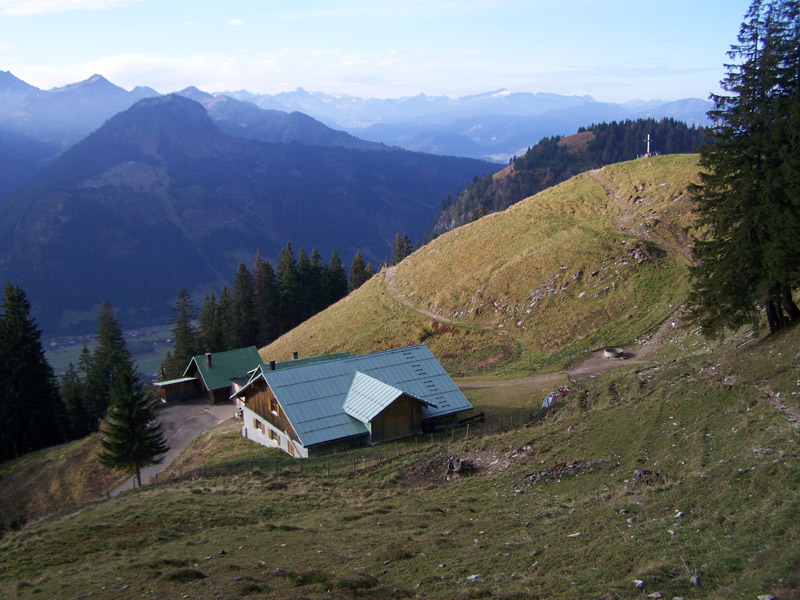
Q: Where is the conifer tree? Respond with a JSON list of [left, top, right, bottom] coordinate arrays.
[[160, 287, 198, 379], [217, 286, 234, 351], [690, 0, 800, 334], [349, 250, 373, 291], [98, 358, 167, 488], [231, 263, 257, 348], [253, 253, 279, 347], [0, 282, 64, 460], [308, 248, 325, 315], [196, 293, 221, 353], [61, 363, 90, 439], [391, 233, 413, 265], [276, 242, 299, 331], [84, 301, 130, 429], [326, 247, 349, 305]]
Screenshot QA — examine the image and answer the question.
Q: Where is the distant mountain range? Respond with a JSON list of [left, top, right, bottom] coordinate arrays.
[[0, 94, 493, 335], [221, 88, 713, 162], [0, 71, 711, 335]]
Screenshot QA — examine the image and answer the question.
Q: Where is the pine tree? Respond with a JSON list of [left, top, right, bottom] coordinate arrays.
[[231, 263, 257, 348], [325, 247, 349, 305], [160, 287, 198, 379], [0, 282, 65, 460], [349, 250, 373, 291], [253, 253, 279, 347], [391, 233, 413, 265], [84, 301, 131, 429], [196, 293, 221, 353], [61, 363, 90, 439], [276, 242, 299, 332], [690, 0, 800, 334], [217, 286, 234, 351], [308, 248, 325, 315], [98, 359, 168, 488]]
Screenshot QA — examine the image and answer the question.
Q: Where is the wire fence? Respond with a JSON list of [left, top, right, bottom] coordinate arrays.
[[135, 405, 555, 490]]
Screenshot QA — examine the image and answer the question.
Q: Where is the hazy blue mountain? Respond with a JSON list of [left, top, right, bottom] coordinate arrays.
[[221, 88, 712, 162], [176, 86, 384, 150], [0, 73, 158, 148], [0, 129, 60, 199], [0, 95, 493, 335]]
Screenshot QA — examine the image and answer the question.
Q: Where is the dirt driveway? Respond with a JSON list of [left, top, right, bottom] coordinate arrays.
[[111, 400, 237, 496]]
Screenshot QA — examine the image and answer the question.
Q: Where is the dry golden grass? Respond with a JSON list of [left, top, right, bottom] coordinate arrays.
[[263, 155, 700, 376]]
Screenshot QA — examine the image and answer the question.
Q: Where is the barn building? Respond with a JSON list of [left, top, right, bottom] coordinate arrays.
[[233, 344, 473, 458], [154, 346, 262, 404]]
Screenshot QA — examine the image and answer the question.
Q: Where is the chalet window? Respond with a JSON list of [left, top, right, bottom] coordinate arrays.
[[270, 397, 279, 415], [268, 429, 277, 442], [253, 418, 264, 433]]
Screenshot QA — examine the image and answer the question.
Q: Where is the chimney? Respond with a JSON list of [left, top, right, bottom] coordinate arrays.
[[205, 352, 212, 367], [269, 360, 276, 371], [292, 350, 299, 360]]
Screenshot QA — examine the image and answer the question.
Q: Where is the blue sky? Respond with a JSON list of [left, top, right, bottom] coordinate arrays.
[[0, 0, 752, 102]]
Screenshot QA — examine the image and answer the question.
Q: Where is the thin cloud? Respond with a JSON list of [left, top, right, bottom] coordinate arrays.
[[0, 0, 146, 16], [228, 18, 245, 26]]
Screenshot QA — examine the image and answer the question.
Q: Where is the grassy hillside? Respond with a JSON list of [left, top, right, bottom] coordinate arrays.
[[0, 434, 126, 529], [263, 155, 700, 375], [0, 153, 798, 599], [1, 322, 797, 599]]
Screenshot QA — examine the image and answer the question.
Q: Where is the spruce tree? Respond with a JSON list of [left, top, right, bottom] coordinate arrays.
[[231, 263, 257, 348], [308, 248, 325, 315], [217, 286, 234, 351], [196, 293, 221, 353], [0, 282, 64, 460], [690, 0, 800, 334], [61, 363, 90, 439], [84, 301, 131, 429], [98, 359, 168, 488], [349, 250, 373, 291], [326, 248, 349, 305], [253, 253, 279, 347], [276, 242, 299, 332], [160, 287, 198, 379]]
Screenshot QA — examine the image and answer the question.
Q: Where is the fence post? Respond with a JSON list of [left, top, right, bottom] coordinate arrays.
[[465, 424, 470, 440], [450, 427, 455, 442], [250, 460, 254, 476], [395, 442, 399, 457], [430, 433, 434, 446], [352, 458, 356, 473], [274, 458, 278, 475], [326, 461, 330, 476], [377, 448, 381, 463]]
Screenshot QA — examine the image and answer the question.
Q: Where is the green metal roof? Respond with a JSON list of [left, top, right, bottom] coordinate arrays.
[[344, 371, 434, 424], [185, 346, 262, 391], [272, 352, 351, 371], [258, 345, 472, 448]]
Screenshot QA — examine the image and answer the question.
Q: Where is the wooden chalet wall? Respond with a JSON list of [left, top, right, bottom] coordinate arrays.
[[244, 382, 301, 446], [158, 379, 202, 403], [370, 395, 422, 444]]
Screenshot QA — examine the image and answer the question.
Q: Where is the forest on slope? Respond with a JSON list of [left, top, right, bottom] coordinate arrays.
[[429, 118, 706, 238]]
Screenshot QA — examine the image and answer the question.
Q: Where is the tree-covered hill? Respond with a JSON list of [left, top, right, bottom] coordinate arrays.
[[429, 118, 706, 238], [0, 95, 493, 335]]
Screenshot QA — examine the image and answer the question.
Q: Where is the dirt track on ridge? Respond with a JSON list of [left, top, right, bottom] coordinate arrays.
[[384, 167, 689, 391]]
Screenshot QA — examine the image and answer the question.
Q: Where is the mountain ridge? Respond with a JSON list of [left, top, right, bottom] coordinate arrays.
[[0, 94, 494, 335]]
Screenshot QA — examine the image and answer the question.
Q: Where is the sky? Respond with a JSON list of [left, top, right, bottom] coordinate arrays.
[[0, 0, 753, 103]]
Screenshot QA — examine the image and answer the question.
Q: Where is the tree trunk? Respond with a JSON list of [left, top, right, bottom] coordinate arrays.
[[781, 285, 800, 323], [136, 469, 142, 489], [764, 292, 783, 334]]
